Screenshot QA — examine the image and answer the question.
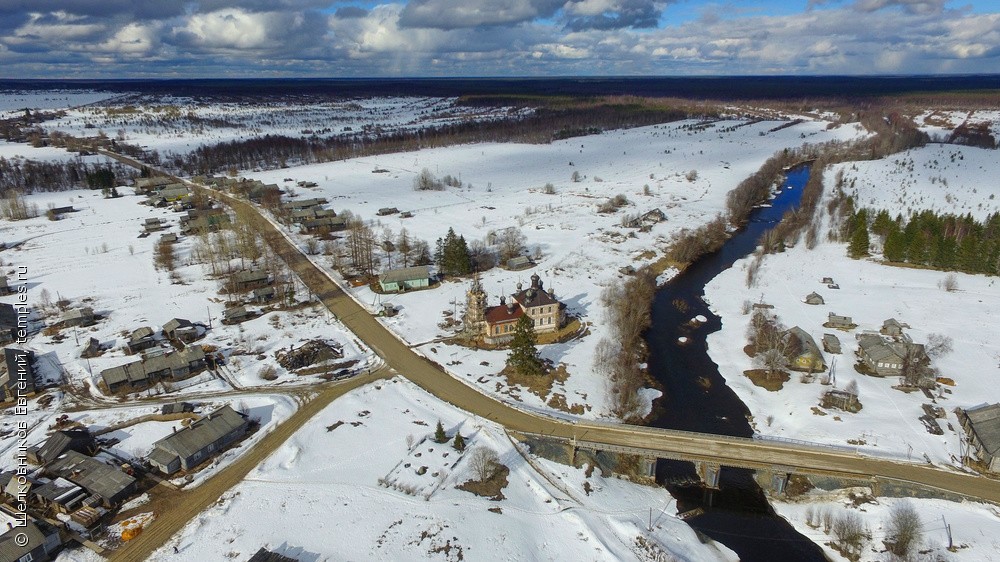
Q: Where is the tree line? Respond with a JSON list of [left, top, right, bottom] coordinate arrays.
[[0, 157, 134, 193], [845, 205, 1000, 275]]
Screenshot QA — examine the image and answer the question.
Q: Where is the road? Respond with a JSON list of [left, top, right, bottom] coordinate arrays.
[[98, 150, 1000, 561], [107, 369, 390, 562]]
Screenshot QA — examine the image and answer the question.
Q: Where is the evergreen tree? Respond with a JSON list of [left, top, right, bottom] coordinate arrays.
[[883, 226, 906, 262], [434, 420, 447, 443], [506, 315, 543, 376], [871, 209, 894, 238], [453, 432, 465, 452], [848, 225, 870, 258]]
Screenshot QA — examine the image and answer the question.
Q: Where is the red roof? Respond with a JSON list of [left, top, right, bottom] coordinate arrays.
[[485, 305, 523, 325]]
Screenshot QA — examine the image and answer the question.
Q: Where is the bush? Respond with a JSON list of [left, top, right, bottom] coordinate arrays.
[[467, 446, 501, 481], [885, 501, 921, 557]]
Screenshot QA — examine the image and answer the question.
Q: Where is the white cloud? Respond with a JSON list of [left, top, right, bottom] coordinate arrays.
[[98, 22, 158, 55], [174, 9, 273, 50]]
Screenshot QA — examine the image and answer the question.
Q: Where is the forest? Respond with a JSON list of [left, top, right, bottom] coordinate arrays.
[[845, 206, 1000, 276]]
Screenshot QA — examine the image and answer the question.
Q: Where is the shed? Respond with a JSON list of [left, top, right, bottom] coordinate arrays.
[[253, 286, 276, 303], [248, 547, 299, 562], [62, 307, 95, 328], [506, 256, 535, 271], [826, 312, 853, 329], [804, 292, 825, 305], [160, 232, 179, 244], [126, 326, 157, 354], [822, 333, 842, 354], [881, 318, 907, 337], [379, 266, 431, 293], [223, 306, 252, 323], [376, 207, 399, 216], [28, 429, 96, 465]]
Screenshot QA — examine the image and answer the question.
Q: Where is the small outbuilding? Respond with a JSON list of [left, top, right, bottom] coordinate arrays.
[[881, 318, 908, 337], [804, 292, 825, 305], [825, 312, 854, 329], [61, 307, 95, 328], [822, 333, 842, 354]]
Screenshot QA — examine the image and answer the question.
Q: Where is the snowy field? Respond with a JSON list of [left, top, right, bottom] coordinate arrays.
[[914, 109, 1000, 142], [773, 491, 1000, 562], [835, 143, 1000, 220], [87, 377, 734, 562], [0, 89, 123, 118], [246, 117, 865, 419], [36, 95, 527, 157], [703, 141, 1000, 468]]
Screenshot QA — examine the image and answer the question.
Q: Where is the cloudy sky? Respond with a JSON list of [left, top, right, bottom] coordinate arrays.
[[1, 0, 998, 77]]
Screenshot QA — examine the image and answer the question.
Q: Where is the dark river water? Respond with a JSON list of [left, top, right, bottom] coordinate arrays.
[[645, 166, 828, 560]]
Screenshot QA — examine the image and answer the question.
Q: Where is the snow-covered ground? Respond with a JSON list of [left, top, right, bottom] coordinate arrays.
[[835, 143, 1000, 220], [914, 109, 1000, 142], [246, 117, 865, 419], [0, 189, 373, 400], [35, 95, 527, 157], [0, 90, 123, 118], [703, 140, 1000, 468], [121, 377, 736, 562], [773, 491, 1000, 562]]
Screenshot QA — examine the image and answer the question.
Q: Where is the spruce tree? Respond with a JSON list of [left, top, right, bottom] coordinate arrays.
[[848, 226, 870, 258], [506, 315, 543, 376], [453, 432, 465, 452], [434, 420, 447, 443]]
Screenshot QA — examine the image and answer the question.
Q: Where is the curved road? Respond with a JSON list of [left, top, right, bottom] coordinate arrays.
[[99, 151, 1000, 562]]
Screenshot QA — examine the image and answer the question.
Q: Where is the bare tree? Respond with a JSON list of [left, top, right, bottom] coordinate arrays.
[[467, 446, 501, 481], [495, 227, 526, 263], [396, 228, 413, 268], [885, 501, 922, 557], [925, 333, 954, 359], [939, 273, 959, 292], [832, 511, 867, 557]]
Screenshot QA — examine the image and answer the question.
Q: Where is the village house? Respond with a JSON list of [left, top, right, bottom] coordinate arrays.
[[134, 177, 173, 193], [143, 217, 165, 233], [60, 307, 94, 328], [782, 327, 826, 372], [223, 306, 252, 324], [26, 429, 97, 465], [822, 388, 860, 412], [253, 286, 276, 303], [959, 404, 1000, 473], [281, 198, 327, 212], [825, 312, 854, 329], [100, 345, 207, 392], [231, 269, 270, 292], [180, 207, 230, 234], [147, 405, 249, 475], [46, 450, 136, 507], [822, 333, 842, 354], [468, 274, 567, 345], [300, 216, 346, 234], [376, 207, 399, 216], [49, 205, 76, 217], [0, 304, 22, 345], [379, 266, 432, 293], [804, 292, 825, 305], [125, 326, 157, 355], [159, 232, 179, 244], [163, 318, 198, 342], [0, 506, 63, 562], [0, 347, 34, 402], [856, 333, 929, 379], [32, 476, 88, 514]]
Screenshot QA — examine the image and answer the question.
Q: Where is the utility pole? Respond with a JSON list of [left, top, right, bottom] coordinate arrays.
[[943, 515, 953, 550]]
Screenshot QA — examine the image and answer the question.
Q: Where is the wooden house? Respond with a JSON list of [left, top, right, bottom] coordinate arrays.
[[147, 406, 248, 475], [379, 266, 431, 293], [804, 292, 825, 305], [46, 450, 136, 507], [822, 333, 842, 354], [826, 312, 853, 329], [61, 307, 95, 328], [0, 347, 34, 402], [782, 327, 826, 372], [959, 404, 1000, 473]]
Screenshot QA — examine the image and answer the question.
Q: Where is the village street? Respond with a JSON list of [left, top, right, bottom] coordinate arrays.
[[100, 150, 1000, 561]]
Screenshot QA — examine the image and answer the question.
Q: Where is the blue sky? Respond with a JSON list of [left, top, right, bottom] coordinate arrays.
[[0, 0, 998, 77]]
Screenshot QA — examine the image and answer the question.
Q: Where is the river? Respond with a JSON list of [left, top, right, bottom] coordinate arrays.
[[645, 165, 828, 560]]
